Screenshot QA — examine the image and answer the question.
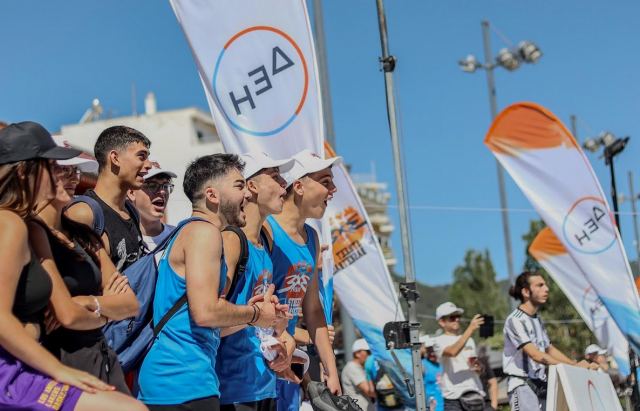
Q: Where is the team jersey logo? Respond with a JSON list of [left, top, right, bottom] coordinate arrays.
[[278, 262, 312, 316], [253, 269, 273, 297]]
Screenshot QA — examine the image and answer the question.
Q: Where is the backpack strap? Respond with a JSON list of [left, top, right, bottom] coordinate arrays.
[[150, 217, 210, 337], [222, 226, 249, 298], [67, 195, 105, 235], [124, 199, 147, 253], [260, 227, 272, 254], [153, 294, 188, 337]]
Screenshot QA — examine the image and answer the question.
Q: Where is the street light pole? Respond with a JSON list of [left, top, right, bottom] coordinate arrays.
[[627, 171, 640, 276], [481, 20, 516, 307], [374, 1, 426, 409]]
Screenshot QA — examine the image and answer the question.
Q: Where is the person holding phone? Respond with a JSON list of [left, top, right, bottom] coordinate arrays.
[[432, 302, 488, 411]]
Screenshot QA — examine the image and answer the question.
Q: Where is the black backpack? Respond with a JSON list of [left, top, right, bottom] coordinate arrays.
[[222, 226, 249, 299]]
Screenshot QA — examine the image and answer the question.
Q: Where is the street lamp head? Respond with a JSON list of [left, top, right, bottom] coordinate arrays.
[[496, 48, 521, 71], [601, 132, 616, 147], [518, 41, 542, 64], [459, 54, 480, 73], [582, 138, 601, 153]]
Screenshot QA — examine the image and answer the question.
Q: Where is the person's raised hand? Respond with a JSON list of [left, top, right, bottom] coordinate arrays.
[[467, 314, 485, 333]]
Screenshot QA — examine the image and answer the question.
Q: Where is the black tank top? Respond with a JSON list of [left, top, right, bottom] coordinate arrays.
[[13, 249, 52, 324], [85, 190, 143, 271], [41, 226, 104, 349]]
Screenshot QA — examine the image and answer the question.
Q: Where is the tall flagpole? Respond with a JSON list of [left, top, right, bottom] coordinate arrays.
[[374, 1, 426, 410]]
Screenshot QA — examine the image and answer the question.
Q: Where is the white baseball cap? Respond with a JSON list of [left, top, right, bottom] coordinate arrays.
[[52, 135, 99, 174], [352, 338, 370, 353], [436, 302, 464, 320], [240, 151, 295, 179], [584, 344, 607, 356], [419, 335, 435, 348], [283, 149, 342, 187], [145, 159, 177, 180]]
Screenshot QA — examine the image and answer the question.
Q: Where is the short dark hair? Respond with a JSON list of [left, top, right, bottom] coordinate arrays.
[[509, 271, 540, 303], [94, 126, 151, 170], [183, 154, 244, 204]]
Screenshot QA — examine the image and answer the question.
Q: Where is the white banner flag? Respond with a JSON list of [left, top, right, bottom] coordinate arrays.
[[325, 154, 414, 406], [530, 227, 630, 376], [170, 0, 324, 155], [485, 102, 640, 354]]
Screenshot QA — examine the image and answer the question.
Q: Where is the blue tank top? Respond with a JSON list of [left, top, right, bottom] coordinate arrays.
[[266, 216, 317, 335], [217, 240, 276, 403], [138, 220, 227, 405]]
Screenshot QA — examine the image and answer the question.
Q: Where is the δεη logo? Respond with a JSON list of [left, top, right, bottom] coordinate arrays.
[[562, 196, 616, 254], [212, 26, 309, 137]]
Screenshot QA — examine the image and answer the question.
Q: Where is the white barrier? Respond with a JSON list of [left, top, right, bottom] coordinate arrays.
[[546, 364, 622, 411]]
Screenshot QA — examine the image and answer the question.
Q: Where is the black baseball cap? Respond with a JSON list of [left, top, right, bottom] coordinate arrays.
[[0, 121, 81, 165]]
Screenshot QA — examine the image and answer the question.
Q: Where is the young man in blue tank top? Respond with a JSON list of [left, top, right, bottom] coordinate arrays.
[[263, 149, 343, 411], [138, 154, 283, 411], [218, 152, 298, 411]]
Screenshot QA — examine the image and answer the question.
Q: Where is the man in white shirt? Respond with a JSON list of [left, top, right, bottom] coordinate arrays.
[[503, 271, 597, 411], [128, 162, 177, 250], [341, 339, 375, 411], [432, 302, 486, 411]]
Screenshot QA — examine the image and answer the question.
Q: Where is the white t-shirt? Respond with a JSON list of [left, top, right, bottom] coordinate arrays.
[[142, 224, 174, 251], [502, 308, 551, 392], [341, 361, 375, 411], [432, 334, 484, 400]]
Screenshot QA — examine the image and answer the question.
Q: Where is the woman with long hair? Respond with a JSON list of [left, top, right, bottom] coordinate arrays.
[[27, 157, 139, 393], [0, 121, 145, 411]]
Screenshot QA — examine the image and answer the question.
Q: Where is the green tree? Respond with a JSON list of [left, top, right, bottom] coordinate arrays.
[[449, 249, 509, 325], [521, 220, 594, 357]]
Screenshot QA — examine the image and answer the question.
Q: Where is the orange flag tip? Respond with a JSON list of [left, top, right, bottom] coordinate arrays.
[[484, 102, 580, 156]]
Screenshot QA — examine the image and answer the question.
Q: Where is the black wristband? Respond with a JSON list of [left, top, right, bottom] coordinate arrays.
[[248, 305, 258, 325]]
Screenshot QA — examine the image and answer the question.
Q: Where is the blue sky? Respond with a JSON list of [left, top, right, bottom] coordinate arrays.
[[2, 1, 640, 285]]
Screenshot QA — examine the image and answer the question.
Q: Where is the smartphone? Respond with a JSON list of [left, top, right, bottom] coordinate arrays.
[[479, 314, 494, 338]]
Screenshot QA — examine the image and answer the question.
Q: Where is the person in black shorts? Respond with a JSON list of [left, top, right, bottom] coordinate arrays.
[[28, 156, 140, 393], [65, 126, 152, 271]]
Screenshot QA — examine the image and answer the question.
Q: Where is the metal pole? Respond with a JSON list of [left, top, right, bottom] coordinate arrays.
[[608, 158, 640, 411], [311, 0, 336, 149], [374, 1, 426, 409], [628, 171, 640, 276], [610, 159, 621, 228], [570, 114, 578, 139], [481, 20, 516, 307]]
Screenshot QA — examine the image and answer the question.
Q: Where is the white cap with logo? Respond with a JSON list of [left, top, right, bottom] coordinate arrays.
[[283, 149, 342, 187], [435, 302, 465, 320], [52, 135, 99, 174], [352, 338, 370, 353], [145, 159, 177, 180], [240, 151, 295, 179], [584, 344, 607, 356]]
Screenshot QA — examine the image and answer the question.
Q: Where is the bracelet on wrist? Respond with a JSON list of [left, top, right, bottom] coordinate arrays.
[[90, 295, 101, 317], [248, 305, 258, 325]]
